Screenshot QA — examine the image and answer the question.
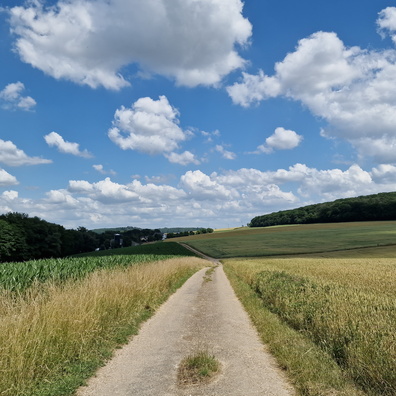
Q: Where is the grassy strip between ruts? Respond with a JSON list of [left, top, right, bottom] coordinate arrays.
[[223, 262, 365, 396], [177, 350, 220, 386], [0, 256, 205, 396]]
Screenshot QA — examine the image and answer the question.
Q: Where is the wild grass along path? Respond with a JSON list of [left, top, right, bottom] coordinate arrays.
[[76, 251, 294, 396]]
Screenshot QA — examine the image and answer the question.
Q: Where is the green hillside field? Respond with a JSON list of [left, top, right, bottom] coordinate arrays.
[[172, 221, 396, 258], [171, 221, 396, 395]]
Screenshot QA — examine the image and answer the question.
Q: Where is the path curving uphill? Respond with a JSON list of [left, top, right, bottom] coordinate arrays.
[[77, 254, 294, 396]]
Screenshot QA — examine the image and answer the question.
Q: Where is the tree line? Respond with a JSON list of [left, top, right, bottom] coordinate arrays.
[[165, 228, 214, 239], [249, 192, 396, 227], [0, 212, 163, 262]]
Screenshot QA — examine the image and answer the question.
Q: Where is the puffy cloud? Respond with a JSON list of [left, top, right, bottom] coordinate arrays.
[[67, 177, 186, 207], [206, 165, 309, 191], [227, 22, 396, 164], [212, 168, 299, 205], [228, 31, 362, 107], [214, 163, 389, 202], [68, 180, 95, 193], [44, 132, 93, 158], [0, 190, 19, 215], [0, 81, 36, 111], [2, 190, 19, 200], [180, 170, 238, 200], [371, 164, 396, 183], [93, 164, 116, 175], [352, 136, 396, 163], [128, 179, 186, 202], [165, 151, 200, 166], [377, 7, 396, 44], [0, 139, 52, 166], [2, 163, 396, 228], [296, 164, 373, 200], [8, 0, 251, 89], [228, 31, 358, 106], [68, 177, 139, 203], [257, 127, 303, 154], [226, 70, 281, 107], [108, 96, 189, 155], [45, 189, 79, 207], [218, 164, 375, 202], [0, 169, 18, 186], [215, 145, 236, 160]]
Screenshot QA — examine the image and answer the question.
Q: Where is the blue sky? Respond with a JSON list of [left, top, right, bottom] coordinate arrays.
[[1, 0, 396, 229]]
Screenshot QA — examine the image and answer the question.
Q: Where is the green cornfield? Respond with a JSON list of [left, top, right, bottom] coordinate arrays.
[[0, 254, 180, 292]]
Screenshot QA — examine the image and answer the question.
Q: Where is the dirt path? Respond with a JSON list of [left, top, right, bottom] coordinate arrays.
[[76, 258, 295, 396]]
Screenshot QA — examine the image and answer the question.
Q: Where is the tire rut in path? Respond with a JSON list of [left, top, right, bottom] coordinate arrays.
[[76, 262, 295, 396]]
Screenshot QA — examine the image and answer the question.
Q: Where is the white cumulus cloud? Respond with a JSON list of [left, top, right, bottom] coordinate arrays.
[[257, 127, 303, 154], [0, 81, 36, 111], [371, 164, 396, 183], [93, 164, 116, 175], [68, 177, 139, 203], [2, 190, 19, 200], [377, 7, 396, 44], [8, 0, 251, 90], [45, 189, 79, 207], [165, 151, 200, 166], [227, 19, 396, 164], [0, 169, 18, 186], [108, 96, 189, 156], [44, 132, 93, 158], [180, 170, 238, 200], [2, 163, 396, 229], [0, 139, 52, 166]]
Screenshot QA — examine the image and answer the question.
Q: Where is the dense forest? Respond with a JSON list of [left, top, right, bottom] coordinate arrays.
[[249, 192, 396, 227], [0, 212, 163, 263]]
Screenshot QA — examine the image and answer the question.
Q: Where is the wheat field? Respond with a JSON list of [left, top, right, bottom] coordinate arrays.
[[225, 257, 396, 395]]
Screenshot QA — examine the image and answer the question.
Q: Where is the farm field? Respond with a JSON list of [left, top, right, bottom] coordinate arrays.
[[175, 221, 396, 258], [72, 241, 198, 258], [0, 242, 196, 292], [220, 242, 396, 395], [224, 256, 396, 395], [173, 223, 396, 395], [0, 243, 204, 396], [2, 222, 396, 395]]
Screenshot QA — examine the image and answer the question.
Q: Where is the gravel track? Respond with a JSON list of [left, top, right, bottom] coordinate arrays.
[[76, 258, 295, 396]]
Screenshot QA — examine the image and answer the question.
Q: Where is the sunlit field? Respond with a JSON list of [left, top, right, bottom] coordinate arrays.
[[0, 244, 204, 396], [174, 221, 396, 258], [224, 255, 396, 395]]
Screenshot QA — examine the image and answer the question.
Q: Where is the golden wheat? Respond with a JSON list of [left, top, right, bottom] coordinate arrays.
[[225, 257, 396, 395]]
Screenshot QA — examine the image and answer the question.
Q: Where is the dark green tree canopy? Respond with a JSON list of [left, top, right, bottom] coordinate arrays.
[[249, 192, 396, 227], [0, 212, 166, 262]]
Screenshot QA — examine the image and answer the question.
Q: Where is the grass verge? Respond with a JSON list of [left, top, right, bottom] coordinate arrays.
[[177, 350, 220, 386], [0, 257, 205, 396], [224, 262, 365, 396]]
